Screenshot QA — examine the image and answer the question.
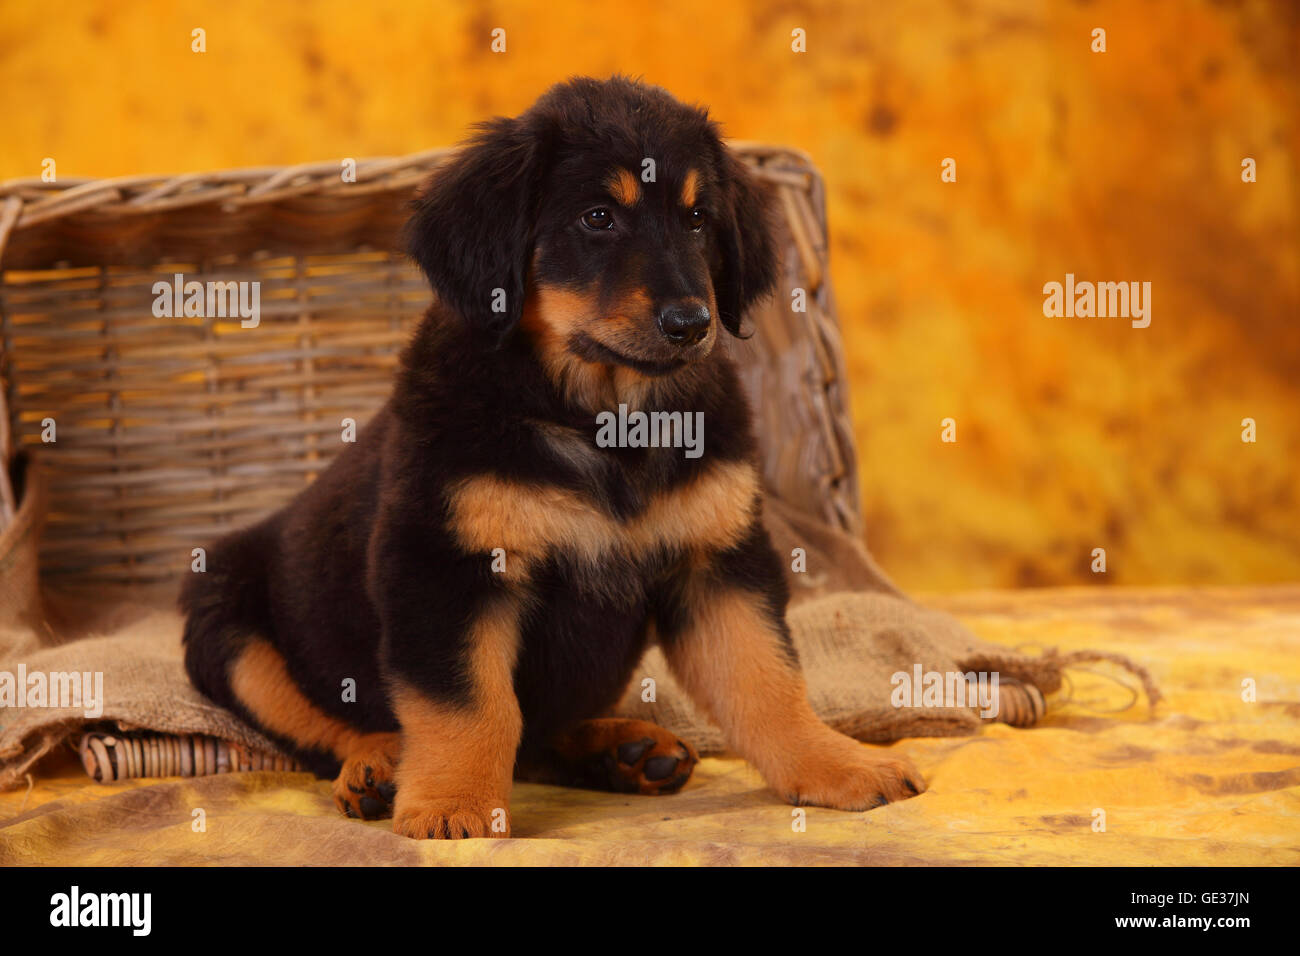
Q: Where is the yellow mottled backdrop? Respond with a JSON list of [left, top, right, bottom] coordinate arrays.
[[1, 0, 1297, 590]]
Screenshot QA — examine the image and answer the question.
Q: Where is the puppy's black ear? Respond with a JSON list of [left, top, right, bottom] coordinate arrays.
[[405, 116, 548, 342], [714, 148, 779, 336]]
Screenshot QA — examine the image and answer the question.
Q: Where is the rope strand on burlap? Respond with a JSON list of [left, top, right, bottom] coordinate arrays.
[[1050, 650, 1162, 713], [961, 645, 1162, 719], [1052, 649, 1162, 710], [1063, 667, 1145, 714]]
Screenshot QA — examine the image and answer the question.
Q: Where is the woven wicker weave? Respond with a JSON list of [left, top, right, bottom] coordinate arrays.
[[0, 145, 860, 585]]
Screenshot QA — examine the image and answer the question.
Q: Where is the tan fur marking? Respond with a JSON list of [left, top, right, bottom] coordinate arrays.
[[661, 592, 819, 774], [521, 279, 720, 413], [605, 167, 641, 207], [605, 287, 653, 329], [520, 286, 589, 344], [520, 284, 665, 410], [229, 639, 367, 759], [521, 285, 616, 410], [681, 168, 699, 207], [662, 589, 926, 809], [447, 460, 760, 564], [390, 601, 522, 838]]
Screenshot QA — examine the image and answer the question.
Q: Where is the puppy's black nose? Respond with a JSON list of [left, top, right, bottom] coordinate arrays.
[[657, 304, 711, 346]]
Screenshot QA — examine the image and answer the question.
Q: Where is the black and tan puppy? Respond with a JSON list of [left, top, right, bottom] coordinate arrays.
[[181, 75, 924, 839]]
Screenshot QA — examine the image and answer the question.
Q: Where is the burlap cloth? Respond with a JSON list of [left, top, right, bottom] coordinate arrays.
[[0, 472, 1160, 791]]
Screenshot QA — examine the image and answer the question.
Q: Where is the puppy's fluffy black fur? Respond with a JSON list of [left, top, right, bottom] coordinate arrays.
[[181, 76, 781, 792]]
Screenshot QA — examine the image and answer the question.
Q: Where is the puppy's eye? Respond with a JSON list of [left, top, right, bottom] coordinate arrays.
[[581, 208, 614, 231], [688, 207, 706, 232]]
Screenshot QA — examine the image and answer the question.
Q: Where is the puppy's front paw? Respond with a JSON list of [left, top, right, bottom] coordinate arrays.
[[332, 734, 400, 821], [771, 733, 926, 811], [392, 796, 509, 840]]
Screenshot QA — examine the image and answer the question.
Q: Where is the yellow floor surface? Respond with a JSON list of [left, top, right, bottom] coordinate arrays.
[[2, 586, 1297, 865]]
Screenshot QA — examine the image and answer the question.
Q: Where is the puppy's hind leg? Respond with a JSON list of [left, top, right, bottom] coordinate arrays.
[[518, 718, 698, 795], [225, 639, 400, 820]]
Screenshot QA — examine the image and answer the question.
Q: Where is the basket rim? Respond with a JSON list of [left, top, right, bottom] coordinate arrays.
[[0, 140, 812, 196], [0, 142, 816, 264]]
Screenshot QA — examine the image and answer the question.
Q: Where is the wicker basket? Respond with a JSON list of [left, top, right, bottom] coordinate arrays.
[[0, 145, 859, 587]]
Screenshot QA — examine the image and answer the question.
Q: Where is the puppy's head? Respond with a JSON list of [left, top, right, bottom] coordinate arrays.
[[406, 76, 778, 378]]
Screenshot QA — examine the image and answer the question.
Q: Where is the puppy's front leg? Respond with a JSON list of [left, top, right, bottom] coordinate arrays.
[[660, 528, 926, 809], [387, 599, 522, 839]]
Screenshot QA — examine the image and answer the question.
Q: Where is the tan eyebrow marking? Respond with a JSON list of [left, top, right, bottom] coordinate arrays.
[[681, 169, 699, 207], [605, 167, 641, 207]]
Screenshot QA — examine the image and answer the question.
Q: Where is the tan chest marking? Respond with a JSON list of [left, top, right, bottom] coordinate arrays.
[[447, 459, 760, 567]]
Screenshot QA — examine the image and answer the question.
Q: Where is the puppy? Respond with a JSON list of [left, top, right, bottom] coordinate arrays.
[[181, 75, 924, 839]]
